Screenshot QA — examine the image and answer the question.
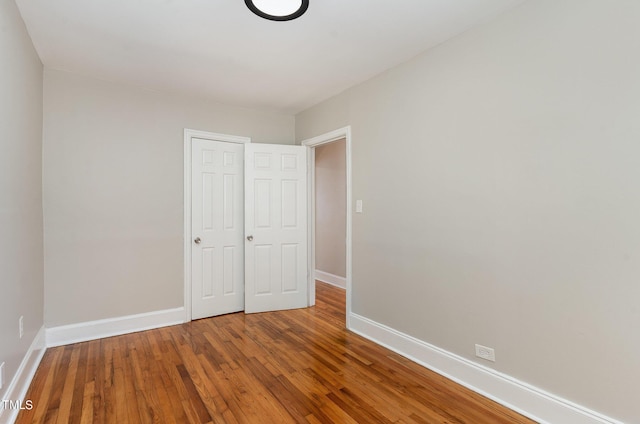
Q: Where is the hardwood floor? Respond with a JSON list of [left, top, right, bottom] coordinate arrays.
[[17, 282, 535, 423]]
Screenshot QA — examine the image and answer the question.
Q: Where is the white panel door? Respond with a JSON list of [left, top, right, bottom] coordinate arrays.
[[192, 138, 245, 319], [245, 144, 308, 313]]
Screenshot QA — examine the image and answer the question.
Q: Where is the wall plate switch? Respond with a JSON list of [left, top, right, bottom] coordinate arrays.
[[356, 199, 363, 213], [19, 316, 24, 339], [475, 344, 495, 362]]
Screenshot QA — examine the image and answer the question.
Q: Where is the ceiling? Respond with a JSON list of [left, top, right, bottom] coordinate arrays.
[[16, 0, 524, 114]]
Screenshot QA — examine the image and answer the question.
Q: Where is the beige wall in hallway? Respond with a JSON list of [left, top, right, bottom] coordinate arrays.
[[296, 1, 640, 422], [0, 0, 44, 403], [315, 139, 346, 278]]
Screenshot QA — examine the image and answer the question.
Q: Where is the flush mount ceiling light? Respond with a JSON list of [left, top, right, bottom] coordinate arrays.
[[245, 0, 309, 21]]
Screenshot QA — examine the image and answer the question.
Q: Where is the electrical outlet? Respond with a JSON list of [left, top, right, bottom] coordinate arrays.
[[19, 315, 24, 339], [475, 344, 496, 362], [0, 362, 4, 389]]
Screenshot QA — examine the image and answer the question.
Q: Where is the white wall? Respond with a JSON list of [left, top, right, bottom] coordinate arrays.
[[296, 1, 640, 422], [0, 0, 44, 401], [315, 139, 346, 278], [43, 69, 295, 327]]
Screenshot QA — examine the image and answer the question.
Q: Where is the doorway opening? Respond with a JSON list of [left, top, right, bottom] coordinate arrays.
[[302, 126, 353, 329]]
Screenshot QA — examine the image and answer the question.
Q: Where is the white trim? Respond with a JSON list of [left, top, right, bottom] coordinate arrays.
[[305, 146, 316, 307], [349, 313, 623, 424], [46, 307, 185, 347], [302, 126, 353, 328], [183, 129, 251, 322], [0, 327, 46, 424], [315, 270, 346, 289], [302, 127, 352, 146], [184, 129, 251, 145]]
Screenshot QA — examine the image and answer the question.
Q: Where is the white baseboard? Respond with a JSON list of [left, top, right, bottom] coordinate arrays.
[[349, 313, 622, 424], [0, 326, 46, 424], [315, 270, 346, 289], [46, 307, 185, 347]]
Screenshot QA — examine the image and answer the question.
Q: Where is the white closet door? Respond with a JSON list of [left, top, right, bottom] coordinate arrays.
[[191, 138, 245, 319], [244, 144, 308, 314]]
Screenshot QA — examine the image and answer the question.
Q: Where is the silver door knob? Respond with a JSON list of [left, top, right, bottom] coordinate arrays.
[[194, 237, 201, 244], [246, 235, 253, 241]]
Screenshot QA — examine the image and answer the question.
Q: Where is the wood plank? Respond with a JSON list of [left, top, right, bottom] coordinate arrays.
[[16, 282, 535, 424]]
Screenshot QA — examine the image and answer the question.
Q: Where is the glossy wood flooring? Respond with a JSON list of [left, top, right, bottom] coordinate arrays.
[[17, 282, 535, 423]]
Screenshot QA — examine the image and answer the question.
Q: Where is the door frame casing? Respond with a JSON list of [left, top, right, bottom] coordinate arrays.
[[183, 129, 251, 322], [301, 126, 353, 329]]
